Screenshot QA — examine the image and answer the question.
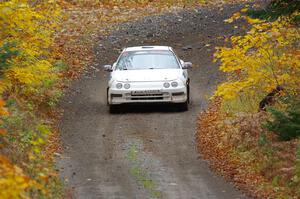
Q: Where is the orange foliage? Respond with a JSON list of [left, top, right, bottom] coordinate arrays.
[[197, 100, 274, 198]]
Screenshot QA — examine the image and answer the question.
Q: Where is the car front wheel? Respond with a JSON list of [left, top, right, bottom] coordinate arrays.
[[178, 100, 188, 111], [178, 86, 189, 111], [106, 87, 109, 106], [187, 83, 190, 104], [109, 105, 120, 114]]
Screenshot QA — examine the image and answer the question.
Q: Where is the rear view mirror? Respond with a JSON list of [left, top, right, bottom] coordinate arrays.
[[103, 65, 113, 72], [182, 62, 192, 69]]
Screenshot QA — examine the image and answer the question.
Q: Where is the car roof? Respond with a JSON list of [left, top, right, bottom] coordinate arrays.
[[123, 46, 172, 52]]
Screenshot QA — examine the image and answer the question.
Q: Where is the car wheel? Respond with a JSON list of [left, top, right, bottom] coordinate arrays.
[[178, 101, 188, 112], [106, 88, 109, 105], [109, 105, 120, 114], [187, 84, 190, 104]]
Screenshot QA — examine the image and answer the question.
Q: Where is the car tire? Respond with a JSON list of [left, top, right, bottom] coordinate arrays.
[[178, 101, 188, 112], [106, 88, 109, 106], [109, 105, 120, 114], [177, 84, 189, 111], [187, 83, 190, 104]]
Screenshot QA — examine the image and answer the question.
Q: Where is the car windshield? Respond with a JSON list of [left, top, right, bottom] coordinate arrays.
[[116, 50, 180, 70]]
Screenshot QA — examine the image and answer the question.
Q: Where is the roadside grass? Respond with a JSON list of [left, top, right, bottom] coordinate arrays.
[[220, 91, 265, 115]]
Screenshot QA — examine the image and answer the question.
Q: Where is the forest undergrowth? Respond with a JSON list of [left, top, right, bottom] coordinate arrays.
[[197, 1, 300, 198]]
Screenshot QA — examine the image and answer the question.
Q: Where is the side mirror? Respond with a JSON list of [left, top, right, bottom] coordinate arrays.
[[103, 65, 113, 72], [182, 62, 192, 69], [180, 59, 184, 65]]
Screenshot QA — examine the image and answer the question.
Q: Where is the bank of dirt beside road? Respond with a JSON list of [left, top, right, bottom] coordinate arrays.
[[58, 3, 253, 199]]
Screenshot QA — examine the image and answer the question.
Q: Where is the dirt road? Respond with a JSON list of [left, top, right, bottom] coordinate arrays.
[[58, 4, 248, 199]]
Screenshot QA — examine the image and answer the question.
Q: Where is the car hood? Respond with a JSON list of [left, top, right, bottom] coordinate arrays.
[[112, 69, 183, 82]]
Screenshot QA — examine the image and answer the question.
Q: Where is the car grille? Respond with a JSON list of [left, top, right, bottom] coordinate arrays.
[[126, 92, 167, 101]]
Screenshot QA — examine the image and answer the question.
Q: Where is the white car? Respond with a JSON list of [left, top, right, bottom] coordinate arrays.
[[104, 46, 192, 113]]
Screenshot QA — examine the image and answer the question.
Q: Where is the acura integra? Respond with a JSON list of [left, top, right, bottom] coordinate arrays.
[[103, 46, 192, 113]]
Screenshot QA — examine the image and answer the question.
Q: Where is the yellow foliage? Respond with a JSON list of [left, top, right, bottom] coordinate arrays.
[[0, 0, 59, 56], [0, 1, 61, 198], [0, 0, 60, 96], [0, 156, 35, 199], [5, 60, 57, 94], [214, 12, 300, 100]]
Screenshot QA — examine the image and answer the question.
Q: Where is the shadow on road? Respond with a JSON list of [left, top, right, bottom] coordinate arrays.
[[109, 104, 187, 114]]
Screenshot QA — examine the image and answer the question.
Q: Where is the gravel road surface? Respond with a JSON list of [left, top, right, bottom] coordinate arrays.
[[58, 4, 249, 199]]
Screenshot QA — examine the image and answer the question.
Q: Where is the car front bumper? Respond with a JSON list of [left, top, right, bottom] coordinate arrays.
[[108, 86, 187, 105]]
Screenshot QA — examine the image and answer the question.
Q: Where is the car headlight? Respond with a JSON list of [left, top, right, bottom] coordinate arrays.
[[163, 82, 170, 88], [124, 83, 130, 89], [171, 81, 178, 87], [116, 83, 123, 89]]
